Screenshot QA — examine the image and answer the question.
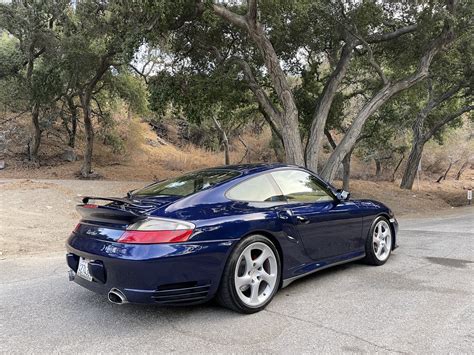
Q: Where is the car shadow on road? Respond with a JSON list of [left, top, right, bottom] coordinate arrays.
[[72, 259, 367, 319]]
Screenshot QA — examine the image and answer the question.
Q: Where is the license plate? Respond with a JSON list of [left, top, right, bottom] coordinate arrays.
[[77, 257, 93, 282]]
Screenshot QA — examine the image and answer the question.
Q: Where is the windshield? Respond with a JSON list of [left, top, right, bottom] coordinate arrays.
[[132, 169, 240, 197]]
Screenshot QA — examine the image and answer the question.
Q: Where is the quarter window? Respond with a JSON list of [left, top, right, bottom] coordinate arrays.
[[227, 174, 285, 202], [271, 170, 333, 203]]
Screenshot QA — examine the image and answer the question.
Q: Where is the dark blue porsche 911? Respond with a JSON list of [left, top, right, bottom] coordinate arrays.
[[66, 163, 398, 313]]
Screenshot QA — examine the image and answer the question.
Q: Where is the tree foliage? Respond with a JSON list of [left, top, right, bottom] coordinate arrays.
[[0, 0, 471, 187]]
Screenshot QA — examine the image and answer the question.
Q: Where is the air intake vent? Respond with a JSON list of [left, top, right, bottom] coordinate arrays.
[[152, 282, 211, 305]]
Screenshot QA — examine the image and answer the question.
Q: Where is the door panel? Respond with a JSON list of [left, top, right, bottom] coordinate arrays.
[[270, 169, 363, 261], [287, 201, 362, 260]]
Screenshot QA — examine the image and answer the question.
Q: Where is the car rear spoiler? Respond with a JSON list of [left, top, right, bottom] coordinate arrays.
[[76, 196, 148, 224], [81, 196, 150, 208]]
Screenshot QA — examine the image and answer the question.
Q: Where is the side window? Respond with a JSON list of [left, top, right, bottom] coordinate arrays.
[[227, 174, 285, 202], [271, 170, 333, 203]]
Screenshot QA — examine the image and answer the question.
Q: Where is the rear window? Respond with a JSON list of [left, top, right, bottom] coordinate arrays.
[[132, 169, 240, 197]]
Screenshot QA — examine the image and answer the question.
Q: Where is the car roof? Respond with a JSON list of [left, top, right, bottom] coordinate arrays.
[[209, 163, 301, 175]]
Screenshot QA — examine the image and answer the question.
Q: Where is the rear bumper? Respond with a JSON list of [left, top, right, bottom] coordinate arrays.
[[66, 233, 236, 305]]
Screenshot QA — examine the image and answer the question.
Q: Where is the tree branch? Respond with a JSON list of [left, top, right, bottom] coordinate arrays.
[[91, 97, 105, 118], [212, 3, 247, 29], [259, 104, 283, 145], [425, 105, 473, 141], [367, 24, 418, 43], [129, 63, 149, 84], [413, 80, 465, 139], [357, 34, 389, 85], [324, 128, 337, 150], [212, 1, 296, 116], [397, 17, 456, 89], [247, 0, 257, 24], [233, 58, 281, 121], [424, 81, 465, 114]]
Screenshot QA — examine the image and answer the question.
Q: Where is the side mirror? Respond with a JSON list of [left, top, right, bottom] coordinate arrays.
[[336, 189, 350, 201]]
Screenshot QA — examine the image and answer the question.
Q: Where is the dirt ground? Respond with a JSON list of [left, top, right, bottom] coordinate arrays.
[[1, 177, 471, 258], [0, 179, 143, 257]]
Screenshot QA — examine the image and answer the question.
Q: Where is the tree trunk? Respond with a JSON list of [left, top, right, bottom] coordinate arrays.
[[67, 96, 78, 148], [28, 103, 41, 162], [80, 93, 94, 177], [455, 161, 469, 180], [247, 24, 304, 165], [391, 154, 405, 182], [306, 42, 354, 172], [400, 140, 424, 189], [212, 3, 305, 166], [127, 103, 132, 121], [437, 161, 453, 182], [238, 135, 251, 164], [280, 111, 304, 166], [70, 115, 77, 148], [321, 82, 410, 181], [26, 42, 41, 163], [223, 137, 230, 165], [375, 160, 382, 180], [77, 56, 111, 177], [342, 148, 353, 191], [211, 115, 230, 165], [259, 105, 284, 148], [443, 163, 452, 180]]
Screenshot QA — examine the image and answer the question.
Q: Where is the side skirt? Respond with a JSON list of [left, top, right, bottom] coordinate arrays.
[[281, 254, 365, 288]]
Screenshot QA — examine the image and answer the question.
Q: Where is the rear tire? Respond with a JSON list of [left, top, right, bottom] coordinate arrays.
[[216, 235, 281, 314], [363, 216, 393, 266]]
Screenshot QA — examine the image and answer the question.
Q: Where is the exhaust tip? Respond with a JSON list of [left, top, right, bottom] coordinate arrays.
[[108, 288, 128, 305]]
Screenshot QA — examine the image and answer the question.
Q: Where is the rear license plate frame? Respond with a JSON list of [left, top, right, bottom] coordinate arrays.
[[77, 257, 93, 282]]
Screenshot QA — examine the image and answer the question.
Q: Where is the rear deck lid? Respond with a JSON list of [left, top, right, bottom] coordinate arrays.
[[75, 196, 180, 242]]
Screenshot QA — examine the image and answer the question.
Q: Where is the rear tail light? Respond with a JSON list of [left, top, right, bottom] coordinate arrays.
[[73, 223, 81, 233], [118, 218, 195, 244]]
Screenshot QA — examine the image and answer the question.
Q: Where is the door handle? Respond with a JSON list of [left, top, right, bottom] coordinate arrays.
[[277, 209, 292, 220], [296, 215, 310, 224]]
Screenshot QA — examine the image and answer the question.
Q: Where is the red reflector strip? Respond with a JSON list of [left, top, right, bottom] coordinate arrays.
[[83, 204, 98, 208], [73, 223, 81, 233], [117, 230, 193, 244]]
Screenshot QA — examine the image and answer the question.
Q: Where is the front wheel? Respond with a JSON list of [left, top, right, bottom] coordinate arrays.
[[363, 216, 393, 266], [217, 235, 281, 314]]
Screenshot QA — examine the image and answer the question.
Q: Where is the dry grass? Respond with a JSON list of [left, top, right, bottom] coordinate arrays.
[[0, 118, 273, 180]]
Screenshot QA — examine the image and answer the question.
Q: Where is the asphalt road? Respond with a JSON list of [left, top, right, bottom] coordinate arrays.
[[1, 208, 472, 353]]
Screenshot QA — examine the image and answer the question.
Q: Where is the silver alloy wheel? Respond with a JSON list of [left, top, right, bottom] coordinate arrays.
[[373, 220, 392, 261], [234, 241, 278, 307]]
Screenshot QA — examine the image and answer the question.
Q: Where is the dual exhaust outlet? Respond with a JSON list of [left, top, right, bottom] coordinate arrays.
[[107, 288, 128, 305]]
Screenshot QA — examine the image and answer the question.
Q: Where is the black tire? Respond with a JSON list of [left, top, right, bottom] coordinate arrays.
[[363, 216, 392, 266], [216, 234, 281, 314]]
